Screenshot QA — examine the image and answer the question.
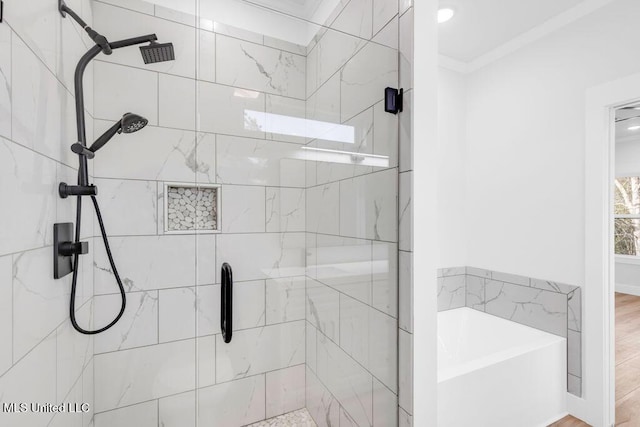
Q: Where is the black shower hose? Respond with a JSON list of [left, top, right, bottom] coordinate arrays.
[[69, 194, 126, 334]]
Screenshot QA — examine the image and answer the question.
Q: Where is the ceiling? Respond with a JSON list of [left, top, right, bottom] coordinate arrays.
[[438, 0, 587, 64]]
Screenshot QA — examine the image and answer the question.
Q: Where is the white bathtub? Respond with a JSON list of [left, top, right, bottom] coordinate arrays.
[[438, 308, 567, 427]]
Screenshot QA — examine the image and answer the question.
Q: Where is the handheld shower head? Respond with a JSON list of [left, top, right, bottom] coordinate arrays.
[[121, 113, 148, 133], [140, 42, 175, 64], [88, 112, 148, 154]]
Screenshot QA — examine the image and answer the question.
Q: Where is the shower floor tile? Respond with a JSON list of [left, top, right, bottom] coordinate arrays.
[[246, 409, 317, 427]]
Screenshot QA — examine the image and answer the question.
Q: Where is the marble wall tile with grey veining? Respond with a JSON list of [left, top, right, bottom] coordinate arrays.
[[197, 81, 265, 139], [306, 183, 340, 235], [94, 339, 196, 412], [568, 329, 581, 378], [95, 400, 158, 427], [316, 332, 373, 427], [196, 281, 265, 336], [399, 7, 413, 91], [485, 280, 567, 337], [491, 271, 529, 287], [216, 35, 305, 100], [340, 168, 398, 242], [307, 322, 318, 373], [94, 235, 196, 295], [93, 121, 197, 182], [306, 29, 366, 97], [0, 25, 10, 139], [437, 275, 465, 311], [398, 329, 412, 414], [306, 367, 339, 427], [466, 266, 491, 279], [399, 251, 413, 332], [465, 275, 485, 312], [0, 256, 11, 375], [373, 0, 399, 35], [216, 233, 305, 282], [530, 278, 579, 294], [266, 188, 305, 233], [94, 290, 158, 353], [13, 247, 69, 361], [158, 391, 196, 427], [266, 276, 306, 324], [315, 235, 372, 305], [215, 321, 304, 382], [568, 288, 581, 332], [216, 135, 305, 187], [331, 0, 373, 40], [0, 139, 56, 256], [265, 95, 306, 144], [372, 241, 398, 317], [440, 266, 465, 277], [398, 171, 412, 251], [340, 41, 398, 122], [265, 365, 306, 418], [306, 278, 340, 342], [93, 2, 196, 79], [93, 178, 157, 236], [198, 374, 266, 427]]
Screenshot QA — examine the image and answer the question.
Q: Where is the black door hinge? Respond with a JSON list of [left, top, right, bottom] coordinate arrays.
[[1, 1, 4, 23], [385, 87, 404, 114]]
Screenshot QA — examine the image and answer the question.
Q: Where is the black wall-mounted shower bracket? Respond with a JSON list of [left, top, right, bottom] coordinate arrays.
[[54, 223, 88, 279], [59, 182, 98, 199]]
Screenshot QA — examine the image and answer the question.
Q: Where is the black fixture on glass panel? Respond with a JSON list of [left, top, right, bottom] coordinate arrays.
[[55, 0, 175, 335], [385, 87, 404, 114], [221, 263, 233, 344]]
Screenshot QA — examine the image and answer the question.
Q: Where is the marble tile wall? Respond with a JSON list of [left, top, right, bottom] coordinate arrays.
[[304, 0, 407, 426], [437, 266, 583, 397], [89, 1, 311, 425], [0, 0, 96, 426]]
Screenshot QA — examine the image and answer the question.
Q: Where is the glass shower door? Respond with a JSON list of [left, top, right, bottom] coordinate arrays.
[[87, 0, 401, 426]]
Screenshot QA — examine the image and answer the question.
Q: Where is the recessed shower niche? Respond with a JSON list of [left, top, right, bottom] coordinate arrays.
[[163, 183, 221, 233]]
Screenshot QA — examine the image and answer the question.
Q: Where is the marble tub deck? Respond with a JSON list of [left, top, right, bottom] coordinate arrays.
[[246, 409, 317, 427]]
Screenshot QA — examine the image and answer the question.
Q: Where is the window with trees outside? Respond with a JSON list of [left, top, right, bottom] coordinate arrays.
[[615, 177, 640, 256]]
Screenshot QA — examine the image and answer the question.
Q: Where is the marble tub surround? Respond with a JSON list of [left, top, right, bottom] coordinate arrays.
[[437, 266, 583, 397]]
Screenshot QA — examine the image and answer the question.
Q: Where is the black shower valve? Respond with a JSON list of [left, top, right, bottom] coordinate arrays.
[[59, 182, 98, 199]]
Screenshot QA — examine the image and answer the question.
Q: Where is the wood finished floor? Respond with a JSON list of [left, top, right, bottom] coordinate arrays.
[[551, 293, 640, 427]]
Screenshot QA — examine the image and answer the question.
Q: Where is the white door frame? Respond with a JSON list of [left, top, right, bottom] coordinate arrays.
[[585, 72, 640, 427]]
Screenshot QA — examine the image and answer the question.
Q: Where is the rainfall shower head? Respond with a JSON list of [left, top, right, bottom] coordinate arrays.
[[140, 42, 175, 64], [87, 112, 148, 154]]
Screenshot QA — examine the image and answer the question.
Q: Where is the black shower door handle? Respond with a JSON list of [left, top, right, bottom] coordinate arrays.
[[221, 263, 233, 343]]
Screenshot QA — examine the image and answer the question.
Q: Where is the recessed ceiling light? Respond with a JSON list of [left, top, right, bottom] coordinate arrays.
[[438, 8, 455, 24], [628, 125, 640, 131]]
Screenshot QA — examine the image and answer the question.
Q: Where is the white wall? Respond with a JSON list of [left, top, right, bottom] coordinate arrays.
[[438, 0, 640, 424], [463, 0, 640, 285], [438, 68, 468, 268]]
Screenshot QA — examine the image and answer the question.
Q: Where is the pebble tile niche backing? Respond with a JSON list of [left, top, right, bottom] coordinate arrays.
[[437, 266, 583, 398], [165, 184, 219, 232]]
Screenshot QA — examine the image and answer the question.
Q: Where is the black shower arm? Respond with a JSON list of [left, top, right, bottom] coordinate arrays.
[[72, 34, 159, 187]]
